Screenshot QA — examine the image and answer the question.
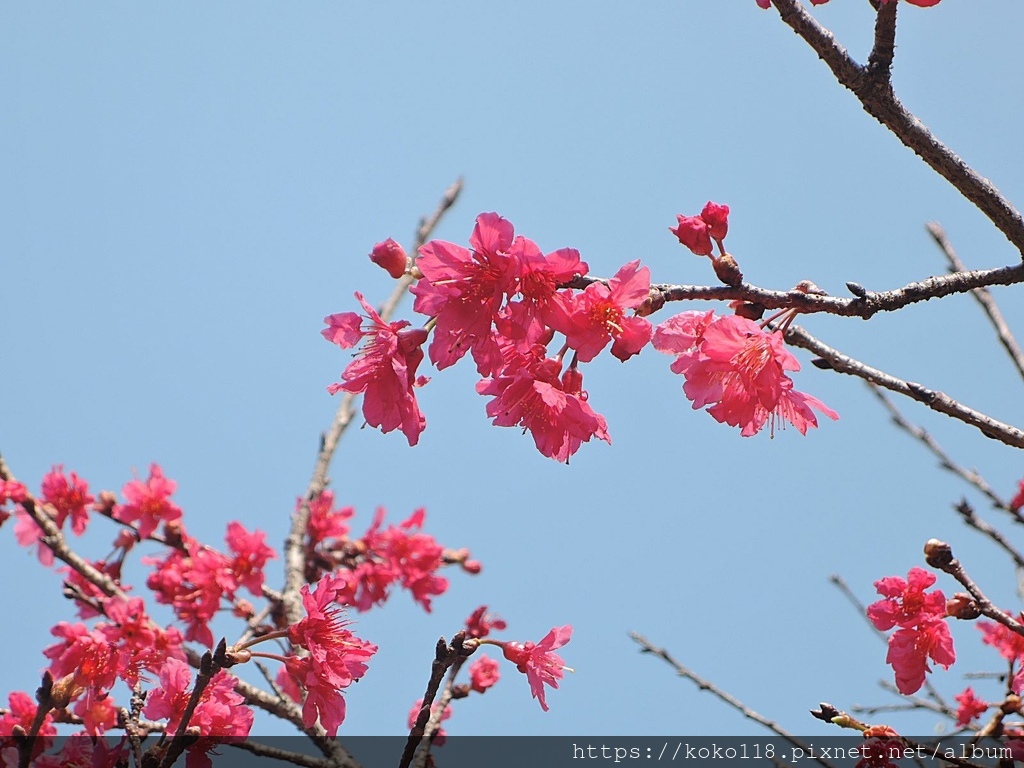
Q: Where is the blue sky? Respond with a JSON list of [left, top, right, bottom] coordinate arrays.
[[3, 0, 1024, 743]]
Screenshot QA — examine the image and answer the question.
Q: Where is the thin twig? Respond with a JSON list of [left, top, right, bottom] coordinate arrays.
[[954, 500, 1024, 571], [766, 0, 1024, 257], [629, 632, 835, 768], [282, 177, 464, 626], [926, 222, 1024, 383], [867, 385, 1022, 520], [225, 739, 335, 768]]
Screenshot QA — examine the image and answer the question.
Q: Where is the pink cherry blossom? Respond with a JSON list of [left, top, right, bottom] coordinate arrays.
[[40, 466, 93, 536], [499, 625, 573, 711], [224, 521, 277, 597], [477, 348, 610, 462], [411, 212, 518, 375], [465, 605, 507, 639], [669, 215, 712, 256], [323, 292, 429, 446], [114, 464, 182, 540], [550, 260, 652, 363], [867, 567, 947, 631], [653, 312, 837, 436], [498, 237, 587, 351], [954, 688, 988, 727], [885, 619, 955, 695], [469, 655, 501, 693]]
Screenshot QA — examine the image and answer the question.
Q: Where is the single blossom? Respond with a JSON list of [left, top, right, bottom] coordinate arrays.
[[469, 655, 501, 693], [465, 605, 507, 639], [550, 260, 653, 363], [866, 567, 947, 631], [499, 625, 573, 711], [411, 212, 518, 376], [40, 466, 94, 536], [114, 464, 182, 540], [885, 619, 955, 695], [323, 292, 430, 446], [954, 688, 988, 727]]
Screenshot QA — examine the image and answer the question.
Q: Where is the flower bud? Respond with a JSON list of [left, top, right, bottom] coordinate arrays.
[[700, 201, 730, 241], [370, 238, 408, 279], [945, 592, 981, 620], [669, 215, 712, 256], [923, 538, 953, 569]]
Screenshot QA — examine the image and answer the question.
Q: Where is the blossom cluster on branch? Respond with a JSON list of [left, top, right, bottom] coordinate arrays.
[[327, 206, 839, 462]]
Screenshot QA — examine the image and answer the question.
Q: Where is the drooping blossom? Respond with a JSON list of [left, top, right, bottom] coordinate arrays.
[[114, 464, 182, 540], [954, 688, 989, 727], [369, 237, 408, 279], [283, 573, 377, 736], [978, 618, 1024, 663], [549, 260, 652, 363], [411, 212, 518, 375], [0, 690, 56, 739], [498, 625, 573, 711], [469, 655, 501, 693], [323, 292, 429, 446], [885, 619, 955, 695], [653, 311, 837, 436], [866, 567, 947, 630], [867, 568, 954, 695], [144, 524, 263, 648], [478, 344, 610, 462]]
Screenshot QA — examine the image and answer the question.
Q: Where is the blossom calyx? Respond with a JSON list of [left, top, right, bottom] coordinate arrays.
[[711, 253, 743, 287]]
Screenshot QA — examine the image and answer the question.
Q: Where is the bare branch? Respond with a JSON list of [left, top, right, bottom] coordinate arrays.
[[570, 260, 1024, 320], [925, 540, 1024, 637], [629, 632, 834, 768], [867, 385, 1022, 520], [766, 0, 1024, 257], [784, 325, 1024, 449], [926, 222, 1024, 383]]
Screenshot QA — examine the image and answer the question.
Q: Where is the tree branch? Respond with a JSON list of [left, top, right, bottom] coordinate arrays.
[[784, 325, 1024, 449], [767, 0, 1024, 257]]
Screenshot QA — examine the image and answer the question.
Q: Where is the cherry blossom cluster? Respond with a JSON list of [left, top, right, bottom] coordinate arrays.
[[327, 206, 838, 461], [866, 567, 955, 695], [0, 462, 494, 762]]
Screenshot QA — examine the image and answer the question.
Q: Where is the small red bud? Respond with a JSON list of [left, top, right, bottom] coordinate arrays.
[[370, 238, 408, 279]]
